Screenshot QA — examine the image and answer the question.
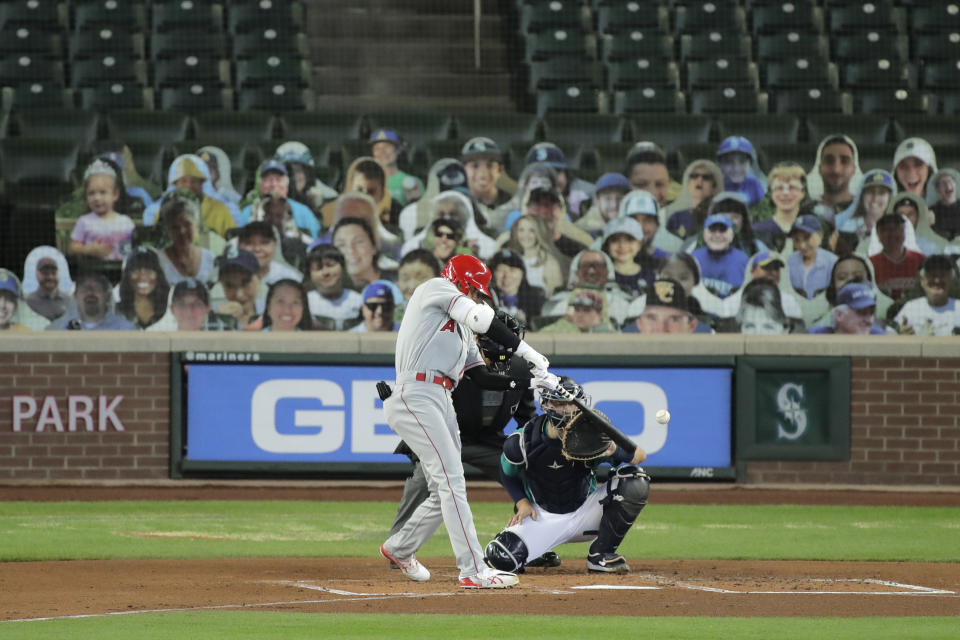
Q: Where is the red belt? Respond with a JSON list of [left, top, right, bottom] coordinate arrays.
[[415, 372, 454, 389]]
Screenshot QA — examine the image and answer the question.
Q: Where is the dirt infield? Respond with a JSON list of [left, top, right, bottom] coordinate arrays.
[[1, 484, 959, 622]]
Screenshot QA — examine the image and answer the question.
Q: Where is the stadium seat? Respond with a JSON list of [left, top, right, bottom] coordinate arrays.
[[806, 114, 891, 145], [857, 89, 936, 116], [592, 141, 634, 175], [420, 139, 462, 168], [0, 83, 73, 110], [104, 110, 192, 144], [73, 1, 146, 31], [150, 31, 228, 60], [842, 60, 915, 90], [236, 85, 314, 112], [159, 85, 233, 112], [151, 2, 224, 33], [828, 3, 902, 34], [0, 56, 63, 86], [527, 59, 603, 92], [231, 30, 308, 60], [11, 109, 98, 145], [0, 27, 61, 59], [674, 5, 747, 35], [854, 143, 896, 172], [524, 29, 595, 62], [365, 112, 455, 146], [911, 5, 960, 34], [154, 57, 231, 90], [892, 115, 960, 146], [764, 59, 839, 90], [540, 113, 627, 147], [227, 1, 306, 34], [612, 87, 686, 114], [235, 55, 311, 89], [0, 1, 67, 32], [685, 60, 759, 91], [193, 111, 278, 142], [606, 59, 679, 92], [0, 138, 80, 209], [715, 113, 801, 146], [921, 60, 960, 91], [520, 1, 589, 34], [939, 93, 960, 115], [755, 32, 828, 63], [772, 88, 851, 114], [535, 85, 605, 116], [689, 87, 767, 114], [750, 4, 823, 34], [68, 30, 144, 61], [79, 84, 154, 111], [278, 112, 366, 143], [832, 33, 908, 64], [680, 32, 751, 62], [69, 58, 147, 89], [628, 114, 713, 152], [601, 31, 674, 62], [758, 143, 818, 173], [674, 142, 722, 171], [453, 112, 540, 145], [596, 4, 668, 34], [914, 32, 960, 63]]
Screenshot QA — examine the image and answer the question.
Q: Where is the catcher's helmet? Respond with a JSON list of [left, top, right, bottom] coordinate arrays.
[[540, 376, 588, 429], [477, 310, 525, 373], [442, 254, 492, 298]]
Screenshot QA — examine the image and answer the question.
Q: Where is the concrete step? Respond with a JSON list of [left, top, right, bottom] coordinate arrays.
[[309, 41, 509, 71], [312, 68, 513, 98], [311, 94, 516, 113]]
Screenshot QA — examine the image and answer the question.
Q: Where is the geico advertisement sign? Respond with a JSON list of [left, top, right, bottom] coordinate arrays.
[[185, 364, 732, 466]]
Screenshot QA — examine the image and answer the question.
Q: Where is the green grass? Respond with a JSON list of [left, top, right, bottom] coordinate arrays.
[[0, 501, 958, 563], [1, 613, 958, 640]]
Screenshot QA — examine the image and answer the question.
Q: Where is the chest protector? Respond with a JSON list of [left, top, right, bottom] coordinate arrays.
[[522, 416, 594, 514]]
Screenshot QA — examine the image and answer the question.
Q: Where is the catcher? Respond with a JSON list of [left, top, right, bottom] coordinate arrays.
[[484, 377, 649, 574]]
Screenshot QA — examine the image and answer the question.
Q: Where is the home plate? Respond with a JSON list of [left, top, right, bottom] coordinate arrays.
[[571, 585, 662, 590]]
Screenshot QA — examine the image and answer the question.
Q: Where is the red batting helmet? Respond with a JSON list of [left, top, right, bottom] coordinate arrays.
[[442, 254, 492, 298]]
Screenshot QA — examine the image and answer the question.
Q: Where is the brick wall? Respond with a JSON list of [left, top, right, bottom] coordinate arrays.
[[745, 357, 960, 486], [0, 352, 169, 480]]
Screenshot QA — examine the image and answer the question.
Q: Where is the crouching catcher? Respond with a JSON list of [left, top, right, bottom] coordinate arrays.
[[484, 377, 650, 574]]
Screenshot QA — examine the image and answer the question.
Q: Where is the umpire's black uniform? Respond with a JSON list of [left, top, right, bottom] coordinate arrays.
[[389, 355, 536, 536]]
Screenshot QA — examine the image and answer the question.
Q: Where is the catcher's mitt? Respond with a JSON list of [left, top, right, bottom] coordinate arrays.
[[559, 409, 613, 461]]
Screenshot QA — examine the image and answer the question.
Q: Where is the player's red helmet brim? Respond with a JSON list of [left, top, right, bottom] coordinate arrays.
[[442, 254, 492, 298]]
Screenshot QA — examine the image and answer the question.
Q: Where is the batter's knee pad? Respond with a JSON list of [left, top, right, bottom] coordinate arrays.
[[484, 531, 529, 573], [613, 465, 650, 519]]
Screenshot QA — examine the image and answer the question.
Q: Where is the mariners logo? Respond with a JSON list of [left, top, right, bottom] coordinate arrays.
[[775, 382, 808, 441]]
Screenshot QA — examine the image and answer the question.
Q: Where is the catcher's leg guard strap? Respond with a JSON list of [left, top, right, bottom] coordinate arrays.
[[589, 469, 650, 556], [484, 531, 529, 572]]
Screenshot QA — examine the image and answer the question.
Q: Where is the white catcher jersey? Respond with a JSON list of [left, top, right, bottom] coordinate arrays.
[[394, 277, 484, 382]]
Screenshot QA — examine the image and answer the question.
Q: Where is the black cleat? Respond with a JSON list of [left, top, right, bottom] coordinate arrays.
[[526, 551, 561, 568], [587, 552, 630, 574]]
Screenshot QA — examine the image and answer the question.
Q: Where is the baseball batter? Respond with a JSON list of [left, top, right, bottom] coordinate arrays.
[[379, 254, 558, 589], [484, 377, 650, 574]]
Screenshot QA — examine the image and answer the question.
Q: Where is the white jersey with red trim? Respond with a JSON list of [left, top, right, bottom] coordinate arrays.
[[395, 277, 484, 382]]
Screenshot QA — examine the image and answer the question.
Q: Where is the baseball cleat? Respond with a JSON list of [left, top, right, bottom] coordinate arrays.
[[586, 552, 630, 574], [526, 551, 562, 568], [380, 544, 430, 582], [459, 568, 519, 589]]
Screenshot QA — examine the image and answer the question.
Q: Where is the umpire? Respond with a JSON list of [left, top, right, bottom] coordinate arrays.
[[386, 311, 538, 541]]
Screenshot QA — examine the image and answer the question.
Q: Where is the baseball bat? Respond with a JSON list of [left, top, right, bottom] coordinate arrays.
[[554, 384, 637, 454]]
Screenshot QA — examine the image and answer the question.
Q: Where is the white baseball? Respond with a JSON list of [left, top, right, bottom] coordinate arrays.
[[655, 409, 671, 424]]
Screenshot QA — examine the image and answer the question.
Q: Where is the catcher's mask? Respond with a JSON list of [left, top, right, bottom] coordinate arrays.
[[477, 310, 525, 373], [540, 376, 588, 430]]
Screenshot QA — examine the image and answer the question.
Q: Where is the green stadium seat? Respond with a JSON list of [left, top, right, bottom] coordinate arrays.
[[939, 92, 960, 115], [628, 114, 713, 152], [0, 83, 73, 110], [151, 2, 224, 34], [921, 60, 960, 91], [453, 112, 540, 145], [612, 87, 686, 114], [524, 29, 595, 62], [278, 112, 366, 143], [772, 88, 852, 114], [69, 58, 147, 89], [914, 32, 960, 62], [750, 4, 823, 34], [535, 85, 605, 116], [757, 143, 817, 173], [236, 85, 314, 112], [592, 141, 634, 175], [680, 32, 751, 62], [685, 60, 759, 91], [150, 31, 228, 60], [11, 108, 98, 145], [764, 59, 838, 90], [674, 142, 722, 172], [841, 60, 915, 90], [606, 59, 679, 92], [853, 143, 896, 172], [68, 30, 144, 61], [911, 5, 960, 34], [0, 27, 61, 59], [0, 1, 67, 32], [527, 59, 603, 93], [422, 139, 467, 168], [153, 57, 231, 90], [832, 33, 908, 64], [596, 4, 668, 34], [73, 1, 146, 31], [715, 113, 801, 145], [520, 1, 589, 34], [0, 56, 63, 86], [756, 33, 828, 63], [159, 85, 233, 112], [892, 115, 960, 146], [0, 138, 80, 209], [540, 113, 627, 147], [806, 114, 891, 145], [857, 89, 936, 116], [828, 3, 902, 34], [104, 110, 192, 144], [79, 84, 154, 111], [601, 31, 673, 62], [674, 5, 746, 35], [193, 111, 277, 142], [231, 30, 308, 60], [689, 88, 768, 114], [227, 1, 306, 35], [236, 55, 311, 89]]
